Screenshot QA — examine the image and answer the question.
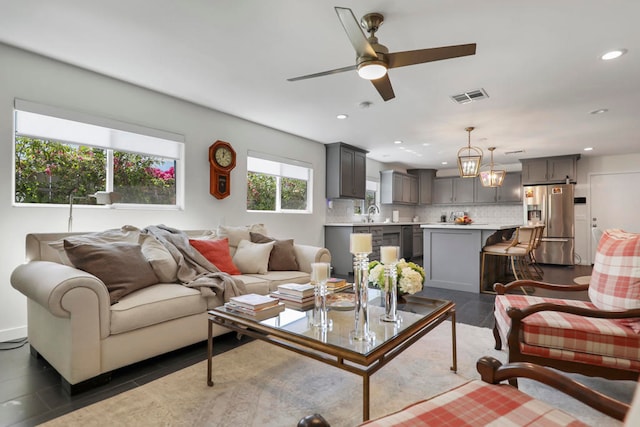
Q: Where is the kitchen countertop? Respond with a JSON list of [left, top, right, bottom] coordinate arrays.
[[325, 222, 522, 230], [324, 222, 423, 226], [420, 223, 522, 230]]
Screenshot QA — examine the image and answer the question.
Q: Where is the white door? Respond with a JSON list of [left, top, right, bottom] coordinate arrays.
[[589, 171, 640, 263]]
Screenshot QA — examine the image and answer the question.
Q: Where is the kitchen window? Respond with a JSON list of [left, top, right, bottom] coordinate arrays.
[[13, 100, 184, 208], [247, 151, 312, 213]]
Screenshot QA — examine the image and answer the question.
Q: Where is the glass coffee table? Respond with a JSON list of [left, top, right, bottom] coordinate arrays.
[[207, 291, 456, 422]]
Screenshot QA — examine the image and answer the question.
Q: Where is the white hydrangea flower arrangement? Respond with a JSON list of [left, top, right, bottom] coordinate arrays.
[[368, 259, 425, 294]]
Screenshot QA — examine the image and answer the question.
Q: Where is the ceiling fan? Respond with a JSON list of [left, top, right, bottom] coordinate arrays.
[[287, 7, 477, 101]]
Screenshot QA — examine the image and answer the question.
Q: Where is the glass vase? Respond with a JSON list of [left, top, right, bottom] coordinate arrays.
[[350, 252, 375, 343], [380, 263, 401, 323]]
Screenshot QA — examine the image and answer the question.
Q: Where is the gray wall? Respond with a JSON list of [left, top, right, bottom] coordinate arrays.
[[0, 43, 327, 341]]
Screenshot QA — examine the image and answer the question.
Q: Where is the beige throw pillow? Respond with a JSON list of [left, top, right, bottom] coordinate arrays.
[[139, 234, 179, 283], [216, 224, 268, 257], [232, 239, 275, 274]]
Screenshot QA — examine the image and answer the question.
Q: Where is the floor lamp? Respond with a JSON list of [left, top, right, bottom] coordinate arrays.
[[68, 191, 117, 232]]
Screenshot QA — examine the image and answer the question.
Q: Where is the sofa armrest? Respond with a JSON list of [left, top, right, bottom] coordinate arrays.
[[293, 244, 331, 273], [11, 260, 111, 339]]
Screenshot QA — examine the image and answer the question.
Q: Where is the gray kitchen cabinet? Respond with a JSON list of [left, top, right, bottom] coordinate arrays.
[[433, 177, 475, 205], [325, 225, 382, 275], [407, 169, 436, 205], [412, 225, 423, 258], [474, 172, 522, 203], [521, 155, 579, 185], [497, 172, 522, 202], [326, 142, 368, 199], [380, 170, 418, 204]]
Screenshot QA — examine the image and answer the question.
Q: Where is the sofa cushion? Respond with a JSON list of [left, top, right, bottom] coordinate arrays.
[[232, 240, 274, 274], [232, 274, 271, 299], [588, 229, 640, 332], [110, 284, 207, 335], [64, 240, 159, 304], [495, 294, 640, 372], [245, 270, 311, 292], [250, 232, 299, 271], [139, 234, 179, 283], [189, 238, 241, 275]]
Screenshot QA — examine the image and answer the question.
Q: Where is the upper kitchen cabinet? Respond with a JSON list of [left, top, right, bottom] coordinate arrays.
[[326, 142, 368, 199], [432, 177, 475, 205], [407, 168, 436, 204], [520, 155, 580, 185], [474, 172, 522, 203], [380, 170, 418, 204]]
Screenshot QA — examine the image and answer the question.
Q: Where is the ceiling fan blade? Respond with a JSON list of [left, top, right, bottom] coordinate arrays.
[[287, 65, 357, 82], [371, 74, 395, 101], [335, 7, 377, 59], [387, 43, 476, 69]]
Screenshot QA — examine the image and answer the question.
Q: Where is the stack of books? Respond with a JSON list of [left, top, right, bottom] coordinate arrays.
[[225, 293, 284, 320], [326, 278, 352, 293], [271, 283, 315, 310]]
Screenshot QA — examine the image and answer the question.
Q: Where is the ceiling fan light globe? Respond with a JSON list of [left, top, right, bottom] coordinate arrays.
[[357, 62, 387, 80]]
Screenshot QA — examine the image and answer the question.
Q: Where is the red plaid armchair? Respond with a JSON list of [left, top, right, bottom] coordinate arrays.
[[493, 229, 640, 382]]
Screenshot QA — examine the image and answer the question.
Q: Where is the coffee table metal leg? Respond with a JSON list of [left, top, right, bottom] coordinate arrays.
[[207, 319, 214, 386], [363, 374, 370, 421], [450, 310, 457, 372]]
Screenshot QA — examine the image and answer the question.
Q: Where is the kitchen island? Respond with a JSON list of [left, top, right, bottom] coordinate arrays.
[[421, 223, 521, 293]]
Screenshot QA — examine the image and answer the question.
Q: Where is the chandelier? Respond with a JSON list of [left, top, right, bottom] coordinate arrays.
[[479, 147, 506, 187], [457, 127, 483, 178]]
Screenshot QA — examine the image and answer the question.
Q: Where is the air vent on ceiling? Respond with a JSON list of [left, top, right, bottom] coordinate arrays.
[[450, 88, 489, 104], [505, 150, 525, 155]]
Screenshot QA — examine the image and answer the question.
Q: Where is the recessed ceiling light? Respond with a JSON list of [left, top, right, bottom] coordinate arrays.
[[422, 143, 430, 147], [393, 140, 403, 144], [336, 114, 348, 120], [584, 147, 594, 151], [590, 108, 608, 115], [441, 161, 448, 165], [398, 146, 405, 150], [601, 49, 627, 60]]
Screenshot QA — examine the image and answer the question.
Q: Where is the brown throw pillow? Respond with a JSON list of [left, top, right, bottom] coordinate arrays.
[[63, 240, 160, 304], [250, 232, 299, 271]]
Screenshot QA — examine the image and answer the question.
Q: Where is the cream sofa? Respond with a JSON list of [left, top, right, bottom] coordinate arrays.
[[11, 226, 330, 393]]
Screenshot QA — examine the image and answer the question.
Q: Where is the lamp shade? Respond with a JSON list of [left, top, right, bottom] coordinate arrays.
[[457, 127, 483, 178]]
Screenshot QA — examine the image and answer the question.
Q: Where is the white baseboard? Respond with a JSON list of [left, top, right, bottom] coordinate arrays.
[[0, 326, 28, 343]]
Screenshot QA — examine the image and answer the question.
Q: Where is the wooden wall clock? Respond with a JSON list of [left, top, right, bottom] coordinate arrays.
[[209, 140, 236, 199]]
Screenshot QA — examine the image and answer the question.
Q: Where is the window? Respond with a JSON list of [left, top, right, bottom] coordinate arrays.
[[354, 180, 379, 215], [247, 151, 312, 213], [13, 100, 184, 208]]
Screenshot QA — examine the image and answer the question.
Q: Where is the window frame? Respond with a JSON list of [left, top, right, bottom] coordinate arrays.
[[13, 100, 185, 210], [246, 151, 313, 214]]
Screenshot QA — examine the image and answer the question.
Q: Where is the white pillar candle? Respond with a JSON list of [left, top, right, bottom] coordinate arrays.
[[311, 262, 330, 283], [350, 233, 372, 254], [380, 246, 399, 264]]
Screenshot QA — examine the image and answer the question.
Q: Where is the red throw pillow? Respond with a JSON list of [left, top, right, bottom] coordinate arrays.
[[189, 238, 241, 275]]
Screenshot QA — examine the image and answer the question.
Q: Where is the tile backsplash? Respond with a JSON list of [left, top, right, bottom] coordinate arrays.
[[326, 199, 524, 224]]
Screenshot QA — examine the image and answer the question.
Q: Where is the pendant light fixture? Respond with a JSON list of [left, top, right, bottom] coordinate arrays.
[[479, 147, 506, 187], [457, 127, 483, 178]]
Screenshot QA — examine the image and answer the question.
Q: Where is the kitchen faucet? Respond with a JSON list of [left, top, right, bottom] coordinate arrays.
[[367, 204, 380, 222]]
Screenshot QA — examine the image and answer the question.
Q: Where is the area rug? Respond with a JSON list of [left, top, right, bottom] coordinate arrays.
[[42, 323, 634, 426]]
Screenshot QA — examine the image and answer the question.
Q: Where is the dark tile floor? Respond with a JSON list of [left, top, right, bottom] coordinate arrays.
[[0, 264, 592, 427]]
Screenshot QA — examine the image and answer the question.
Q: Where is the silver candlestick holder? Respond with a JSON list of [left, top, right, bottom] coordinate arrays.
[[380, 263, 401, 323]]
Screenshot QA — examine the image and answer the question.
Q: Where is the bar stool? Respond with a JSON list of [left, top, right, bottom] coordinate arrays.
[[522, 224, 545, 280], [480, 226, 537, 292]]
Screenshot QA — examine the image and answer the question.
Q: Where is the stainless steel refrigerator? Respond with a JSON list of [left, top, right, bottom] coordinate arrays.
[[523, 183, 575, 265]]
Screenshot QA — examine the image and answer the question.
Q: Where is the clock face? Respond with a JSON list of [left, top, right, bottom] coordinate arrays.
[[214, 146, 233, 168]]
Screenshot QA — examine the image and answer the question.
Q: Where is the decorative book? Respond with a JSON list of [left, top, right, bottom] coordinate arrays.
[[277, 283, 315, 298], [228, 293, 280, 311], [224, 301, 285, 320]]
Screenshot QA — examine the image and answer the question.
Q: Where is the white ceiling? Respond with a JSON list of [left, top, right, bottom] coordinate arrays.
[[2, 1, 639, 169]]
